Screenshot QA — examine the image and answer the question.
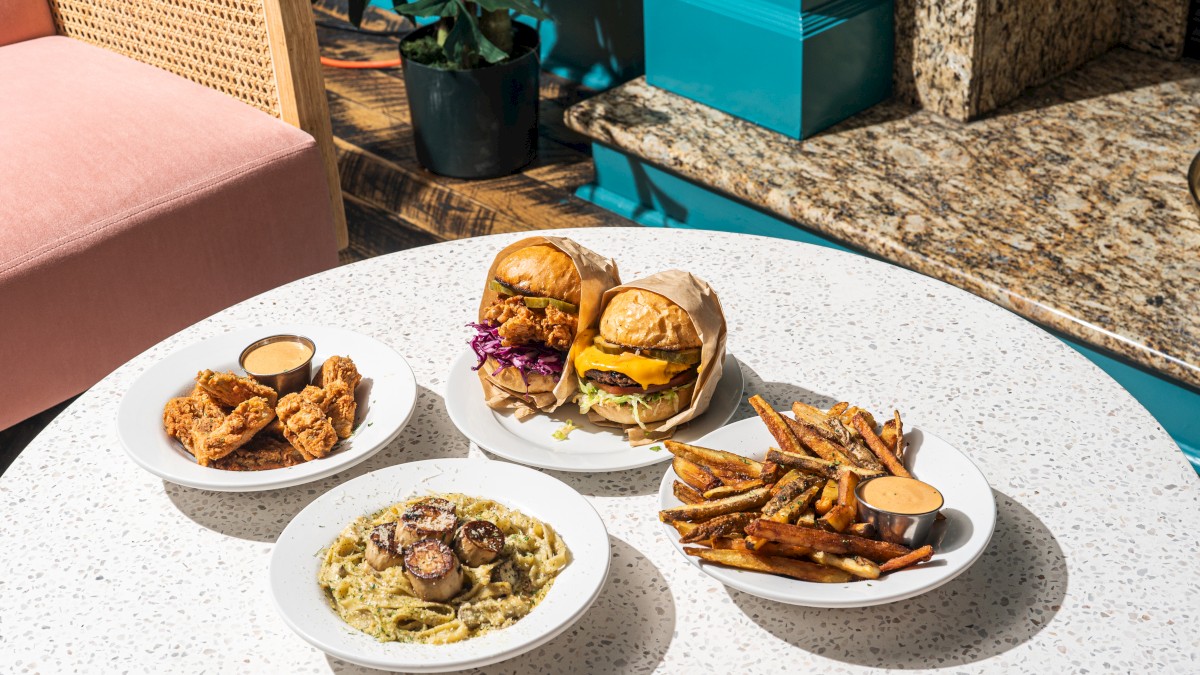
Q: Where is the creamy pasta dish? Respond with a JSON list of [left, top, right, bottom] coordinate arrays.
[[318, 493, 570, 644]]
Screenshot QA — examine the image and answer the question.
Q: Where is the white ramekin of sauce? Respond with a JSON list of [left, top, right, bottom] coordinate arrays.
[[239, 335, 316, 397], [854, 475, 944, 548]]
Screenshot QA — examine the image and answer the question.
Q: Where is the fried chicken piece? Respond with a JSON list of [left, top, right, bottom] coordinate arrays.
[[210, 434, 307, 471], [196, 369, 278, 408], [482, 296, 576, 351], [313, 355, 361, 390], [298, 382, 356, 439], [163, 391, 225, 455], [196, 396, 275, 465], [277, 392, 338, 460]]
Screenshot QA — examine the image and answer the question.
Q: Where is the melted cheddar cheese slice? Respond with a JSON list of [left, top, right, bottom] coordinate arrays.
[[574, 345, 690, 389]]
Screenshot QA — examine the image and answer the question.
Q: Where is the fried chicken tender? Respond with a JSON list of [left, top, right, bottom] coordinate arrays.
[[298, 381, 356, 439], [314, 355, 361, 390], [163, 389, 225, 455], [196, 396, 275, 465], [210, 434, 306, 471], [277, 393, 338, 460], [196, 369, 278, 408], [482, 296, 576, 351]]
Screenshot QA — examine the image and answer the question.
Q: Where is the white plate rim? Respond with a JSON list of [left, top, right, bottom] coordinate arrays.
[[444, 348, 745, 472], [268, 457, 611, 672], [115, 325, 418, 492], [658, 416, 996, 608]]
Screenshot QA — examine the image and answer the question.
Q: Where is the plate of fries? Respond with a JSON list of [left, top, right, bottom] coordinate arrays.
[[657, 395, 995, 607]]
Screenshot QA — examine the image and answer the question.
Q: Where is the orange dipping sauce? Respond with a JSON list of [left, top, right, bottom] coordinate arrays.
[[859, 476, 943, 514], [242, 340, 313, 375]]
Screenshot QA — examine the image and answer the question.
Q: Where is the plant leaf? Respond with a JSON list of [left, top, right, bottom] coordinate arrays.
[[442, 0, 509, 64], [473, 0, 551, 21]]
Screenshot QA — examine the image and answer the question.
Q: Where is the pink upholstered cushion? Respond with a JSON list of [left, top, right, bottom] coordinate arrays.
[[0, 0, 54, 46], [0, 37, 338, 430]]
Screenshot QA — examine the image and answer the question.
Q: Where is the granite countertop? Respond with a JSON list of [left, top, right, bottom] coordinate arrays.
[[1, 229, 1196, 672], [565, 48, 1200, 390]]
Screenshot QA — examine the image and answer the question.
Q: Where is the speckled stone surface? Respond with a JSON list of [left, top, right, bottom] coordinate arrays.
[[566, 50, 1200, 390], [1, 229, 1197, 673], [893, 0, 979, 120], [1123, 0, 1190, 59]]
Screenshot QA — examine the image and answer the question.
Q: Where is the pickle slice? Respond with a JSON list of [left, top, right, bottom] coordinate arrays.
[[488, 280, 578, 313], [592, 335, 701, 364]]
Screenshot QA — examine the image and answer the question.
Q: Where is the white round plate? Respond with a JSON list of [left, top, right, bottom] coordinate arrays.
[[269, 458, 610, 673], [659, 415, 996, 608], [116, 325, 417, 492], [444, 349, 744, 472]]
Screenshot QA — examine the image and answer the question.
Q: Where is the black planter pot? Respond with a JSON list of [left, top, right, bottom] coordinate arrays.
[[400, 23, 540, 179]]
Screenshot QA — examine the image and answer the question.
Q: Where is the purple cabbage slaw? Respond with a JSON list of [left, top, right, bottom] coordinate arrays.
[[468, 322, 565, 383]]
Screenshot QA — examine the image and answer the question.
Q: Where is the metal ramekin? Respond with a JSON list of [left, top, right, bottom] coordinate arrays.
[[854, 476, 944, 548], [238, 334, 315, 397]]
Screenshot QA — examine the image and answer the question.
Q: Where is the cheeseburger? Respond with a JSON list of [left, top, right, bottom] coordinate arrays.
[[574, 288, 701, 427], [469, 244, 580, 394]]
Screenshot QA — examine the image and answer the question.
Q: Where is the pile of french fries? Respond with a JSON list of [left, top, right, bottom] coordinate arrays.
[[660, 395, 936, 583]]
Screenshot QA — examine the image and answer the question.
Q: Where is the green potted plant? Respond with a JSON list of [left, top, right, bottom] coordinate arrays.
[[346, 0, 551, 178]]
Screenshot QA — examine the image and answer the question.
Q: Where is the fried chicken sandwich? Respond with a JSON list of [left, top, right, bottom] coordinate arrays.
[[470, 244, 583, 396]]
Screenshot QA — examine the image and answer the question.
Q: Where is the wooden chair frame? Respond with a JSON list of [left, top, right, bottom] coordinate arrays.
[[47, 0, 348, 249]]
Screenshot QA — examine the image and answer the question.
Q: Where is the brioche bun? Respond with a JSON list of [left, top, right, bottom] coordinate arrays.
[[479, 357, 558, 394], [494, 245, 581, 305], [588, 380, 696, 426], [599, 288, 700, 352]]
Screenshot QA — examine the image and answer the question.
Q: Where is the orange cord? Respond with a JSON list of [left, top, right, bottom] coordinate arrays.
[[320, 56, 402, 69]]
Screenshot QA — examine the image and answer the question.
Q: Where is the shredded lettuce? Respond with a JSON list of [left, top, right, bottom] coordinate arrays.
[[576, 379, 682, 429], [552, 420, 578, 441], [468, 322, 564, 384]]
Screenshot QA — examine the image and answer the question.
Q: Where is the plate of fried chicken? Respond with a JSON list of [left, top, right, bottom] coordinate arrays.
[[117, 325, 417, 491]]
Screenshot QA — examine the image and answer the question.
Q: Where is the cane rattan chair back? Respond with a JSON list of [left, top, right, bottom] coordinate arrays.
[[46, 0, 348, 248]]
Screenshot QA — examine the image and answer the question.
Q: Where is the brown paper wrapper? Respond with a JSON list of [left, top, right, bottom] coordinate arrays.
[[591, 269, 728, 444], [475, 236, 620, 416]]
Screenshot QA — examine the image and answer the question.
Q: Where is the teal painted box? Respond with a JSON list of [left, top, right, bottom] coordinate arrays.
[[644, 0, 894, 139]]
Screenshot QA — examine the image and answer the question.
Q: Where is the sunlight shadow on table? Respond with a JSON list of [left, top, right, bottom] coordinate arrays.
[[732, 359, 839, 424], [165, 386, 468, 542], [325, 535, 675, 674], [728, 490, 1067, 668]]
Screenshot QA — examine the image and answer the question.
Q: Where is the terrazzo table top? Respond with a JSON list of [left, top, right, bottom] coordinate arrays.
[[566, 48, 1200, 391], [2, 229, 1197, 673]]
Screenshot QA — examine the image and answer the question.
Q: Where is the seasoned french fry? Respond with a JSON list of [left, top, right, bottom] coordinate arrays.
[[765, 447, 883, 479], [816, 503, 855, 532], [784, 417, 857, 467], [880, 420, 898, 457], [840, 406, 875, 430], [746, 519, 913, 562], [808, 551, 881, 579], [768, 469, 803, 497], [659, 486, 772, 523], [791, 401, 832, 427], [704, 479, 765, 500], [759, 459, 782, 484], [684, 547, 852, 583], [679, 512, 757, 544], [769, 483, 822, 524], [796, 509, 817, 527], [714, 537, 813, 558], [763, 475, 819, 517], [837, 470, 860, 510], [708, 467, 759, 485], [673, 455, 722, 492], [828, 402, 849, 417], [666, 440, 763, 477], [669, 520, 700, 538], [673, 480, 705, 505], [814, 479, 839, 515], [848, 522, 876, 539], [878, 545, 934, 572], [893, 410, 906, 460], [748, 395, 811, 459], [851, 413, 911, 478]]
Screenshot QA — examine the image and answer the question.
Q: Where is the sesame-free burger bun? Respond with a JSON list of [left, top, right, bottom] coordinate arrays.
[[493, 245, 581, 305], [588, 380, 696, 426], [479, 357, 558, 394], [599, 288, 701, 352]]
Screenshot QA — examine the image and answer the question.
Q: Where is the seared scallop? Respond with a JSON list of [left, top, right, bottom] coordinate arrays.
[[365, 522, 403, 571], [396, 500, 458, 548], [403, 539, 464, 602], [454, 520, 504, 567]]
